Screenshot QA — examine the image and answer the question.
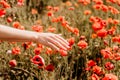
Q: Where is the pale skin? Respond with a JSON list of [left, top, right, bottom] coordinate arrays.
[[0, 25, 69, 51]]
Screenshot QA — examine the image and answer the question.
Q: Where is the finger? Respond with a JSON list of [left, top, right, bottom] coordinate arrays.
[[52, 37, 69, 49], [55, 35, 69, 45], [58, 34, 62, 36], [47, 37, 67, 50], [47, 42, 59, 51]]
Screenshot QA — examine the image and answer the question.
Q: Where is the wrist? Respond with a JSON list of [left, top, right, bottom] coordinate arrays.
[[30, 32, 39, 43]]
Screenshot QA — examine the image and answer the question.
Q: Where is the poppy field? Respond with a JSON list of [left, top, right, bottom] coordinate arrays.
[[0, 0, 120, 80]]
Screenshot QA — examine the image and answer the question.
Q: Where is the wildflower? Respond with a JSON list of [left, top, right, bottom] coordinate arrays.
[[92, 22, 103, 31], [78, 0, 91, 5], [65, 1, 72, 6], [68, 7, 75, 10], [113, 53, 120, 61], [59, 49, 68, 56], [47, 27, 56, 32], [46, 6, 53, 10], [46, 47, 53, 55], [68, 37, 75, 46], [101, 5, 108, 12], [97, 29, 107, 38], [102, 73, 118, 80], [34, 47, 42, 55], [0, 0, 10, 8], [84, 10, 91, 15], [107, 26, 116, 35], [105, 62, 114, 70], [31, 55, 45, 66], [93, 4, 101, 10], [87, 60, 96, 67], [12, 21, 21, 28], [7, 17, 13, 23], [32, 25, 43, 32], [53, 7, 59, 12], [47, 11, 53, 17], [73, 28, 79, 36], [22, 42, 31, 50], [91, 33, 97, 39], [91, 74, 99, 80], [113, 19, 119, 25], [77, 40, 88, 49], [0, 9, 6, 17], [100, 48, 112, 59], [17, 0, 24, 6], [31, 8, 38, 14], [9, 59, 17, 67], [45, 64, 55, 72], [93, 0, 103, 4], [12, 47, 21, 55], [93, 65, 102, 75], [80, 36, 86, 40]]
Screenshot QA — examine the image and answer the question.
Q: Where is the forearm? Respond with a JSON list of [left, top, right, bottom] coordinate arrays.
[[0, 25, 38, 42]]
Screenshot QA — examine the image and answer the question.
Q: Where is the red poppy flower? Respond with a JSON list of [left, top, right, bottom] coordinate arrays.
[[105, 62, 114, 70], [87, 60, 96, 67], [68, 37, 75, 46], [47, 11, 53, 17], [46, 6, 53, 10], [32, 25, 43, 32], [12, 47, 21, 55], [17, 0, 24, 6], [84, 10, 91, 15], [46, 47, 53, 55], [0, 0, 10, 8], [45, 64, 55, 72], [91, 74, 99, 80], [97, 29, 107, 38], [100, 49, 111, 59], [7, 17, 13, 23], [101, 5, 108, 12], [0, 9, 6, 17], [102, 73, 118, 80], [93, 65, 102, 75], [31, 55, 45, 66], [77, 40, 88, 49], [92, 22, 103, 31], [9, 59, 17, 67], [34, 47, 42, 55], [53, 7, 59, 12], [59, 49, 68, 56], [12, 21, 21, 28]]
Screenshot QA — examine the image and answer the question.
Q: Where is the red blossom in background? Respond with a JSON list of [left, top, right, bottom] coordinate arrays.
[[97, 29, 107, 38], [102, 73, 118, 80], [34, 47, 42, 55], [105, 62, 114, 70], [59, 49, 68, 56], [12, 47, 21, 55], [91, 74, 99, 80], [17, 0, 24, 6], [0, 0, 10, 8], [32, 25, 43, 32], [87, 60, 96, 67], [9, 59, 17, 67], [77, 40, 88, 49], [45, 64, 55, 72], [93, 65, 102, 75], [0, 9, 6, 17]]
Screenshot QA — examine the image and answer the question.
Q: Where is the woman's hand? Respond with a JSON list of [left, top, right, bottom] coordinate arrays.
[[0, 25, 69, 51], [36, 33, 69, 51]]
